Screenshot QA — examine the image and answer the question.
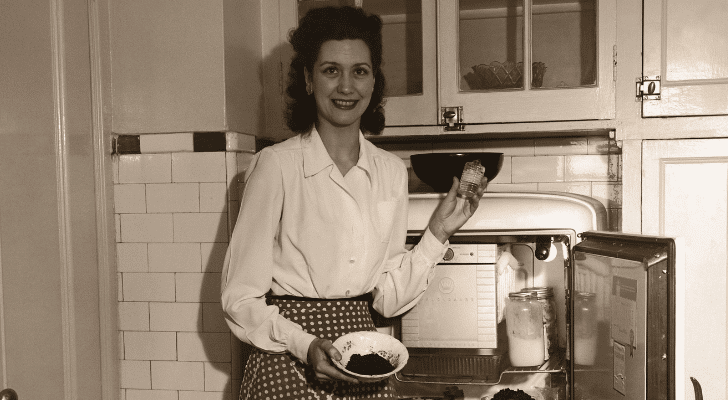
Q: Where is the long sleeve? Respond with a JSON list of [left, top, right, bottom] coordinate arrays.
[[220, 148, 317, 364], [370, 163, 448, 318]]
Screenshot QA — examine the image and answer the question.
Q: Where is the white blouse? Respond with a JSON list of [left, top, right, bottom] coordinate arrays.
[[220, 128, 447, 363]]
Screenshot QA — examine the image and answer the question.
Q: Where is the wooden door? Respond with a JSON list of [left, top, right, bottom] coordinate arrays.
[[0, 0, 117, 398], [642, 0, 728, 117], [642, 138, 728, 400]]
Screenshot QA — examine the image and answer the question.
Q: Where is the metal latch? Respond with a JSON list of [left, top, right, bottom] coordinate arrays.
[[441, 106, 464, 131], [636, 76, 661, 101]]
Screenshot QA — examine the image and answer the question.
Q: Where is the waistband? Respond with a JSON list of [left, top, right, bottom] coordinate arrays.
[[266, 292, 373, 303]]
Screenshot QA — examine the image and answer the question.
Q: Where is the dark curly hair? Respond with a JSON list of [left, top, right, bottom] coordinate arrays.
[[285, 6, 386, 135]]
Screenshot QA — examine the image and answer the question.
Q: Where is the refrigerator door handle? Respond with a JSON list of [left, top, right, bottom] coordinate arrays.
[[690, 377, 704, 400]]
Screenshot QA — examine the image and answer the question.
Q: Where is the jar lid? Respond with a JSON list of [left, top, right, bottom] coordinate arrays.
[[521, 286, 554, 298], [509, 291, 536, 299]]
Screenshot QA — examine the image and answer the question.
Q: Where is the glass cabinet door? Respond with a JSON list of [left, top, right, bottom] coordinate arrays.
[[439, 0, 615, 124], [296, 0, 438, 127]]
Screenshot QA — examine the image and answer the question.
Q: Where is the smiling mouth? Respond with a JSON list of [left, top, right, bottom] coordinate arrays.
[[332, 99, 358, 110]]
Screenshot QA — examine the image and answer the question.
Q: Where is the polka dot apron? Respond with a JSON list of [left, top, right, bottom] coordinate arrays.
[[239, 296, 398, 400]]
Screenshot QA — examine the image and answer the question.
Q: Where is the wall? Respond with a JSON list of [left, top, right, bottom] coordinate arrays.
[[379, 135, 622, 232], [113, 132, 255, 400]]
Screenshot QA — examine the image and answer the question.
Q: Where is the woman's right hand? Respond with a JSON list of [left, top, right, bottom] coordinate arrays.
[[307, 338, 360, 383]]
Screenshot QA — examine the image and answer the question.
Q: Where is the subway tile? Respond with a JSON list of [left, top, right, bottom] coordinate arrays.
[[201, 243, 227, 273], [236, 152, 256, 177], [117, 243, 149, 272], [119, 331, 125, 359], [120, 214, 174, 243], [180, 390, 233, 400], [231, 339, 245, 385], [148, 243, 202, 273], [118, 154, 172, 184], [123, 273, 176, 302], [172, 152, 226, 183], [534, 137, 588, 156], [592, 183, 623, 209], [436, 139, 536, 156], [204, 362, 232, 392], [225, 132, 256, 152], [202, 302, 229, 332], [200, 183, 228, 213], [489, 156, 511, 184], [537, 182, 592, 197], [113, 157, 119, 184], [564, 155, 612, 182], [487, 183, 539, 192], [512, 156, 564, 183], [118, 273, 123, 302], [227, 201, 240, 240], [607, 208, 622, 232], [124, 331, 177, 360], [176, 273, 221, 303], [119, 301, 150, 331], [125, 389, 178, 400], [120, 360, 151, 389], [174, 213, 228, 243], [178, 332, 231, 362], [151, 361, 205, 391], [140, 133, 194, 153], [587, 136, 615, 155], [226, 153, 240, 202], [150, 302, 202, 332], [146, 183, 200, 213], [115, 214, 121, 242], [114, 184, 147, 213]]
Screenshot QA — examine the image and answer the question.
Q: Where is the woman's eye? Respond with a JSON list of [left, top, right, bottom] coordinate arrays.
[[354, 68, 370, 76], [323, 67, 338, 75]]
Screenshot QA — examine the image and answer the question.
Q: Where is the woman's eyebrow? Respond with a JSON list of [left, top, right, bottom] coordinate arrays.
[[318, 61, 372, 68]]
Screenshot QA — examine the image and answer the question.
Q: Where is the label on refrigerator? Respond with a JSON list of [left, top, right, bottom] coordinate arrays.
[[613, 341, 626, 395], [611, 276, 637, 351]]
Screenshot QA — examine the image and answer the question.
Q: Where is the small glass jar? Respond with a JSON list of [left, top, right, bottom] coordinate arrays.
[[458, 160, 485, 198], [506, 291, 545, 367], [522, 286, 558, 360], [574, 291, 598, 365]]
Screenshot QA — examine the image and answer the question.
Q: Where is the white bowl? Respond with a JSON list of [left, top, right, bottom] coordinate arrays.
[[331, 331, 409, 382]]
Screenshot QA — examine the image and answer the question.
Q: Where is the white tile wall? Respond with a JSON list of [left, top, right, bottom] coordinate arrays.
[[114, 132, 620, 400], [115, 132, 255, 400]]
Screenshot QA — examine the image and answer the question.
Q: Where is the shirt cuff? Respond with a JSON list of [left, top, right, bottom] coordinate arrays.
[[287, 328, 318, 364], [420, 227, 449, 264]]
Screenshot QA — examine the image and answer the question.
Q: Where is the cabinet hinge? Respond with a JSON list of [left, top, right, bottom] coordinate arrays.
[[613, 45, 617, 81], [636, 76, 661, 101]]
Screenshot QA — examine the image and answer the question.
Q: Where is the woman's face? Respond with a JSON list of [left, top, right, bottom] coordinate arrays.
[[307, 39, 375, 132]]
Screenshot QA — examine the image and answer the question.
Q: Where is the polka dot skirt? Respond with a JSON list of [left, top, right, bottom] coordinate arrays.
[[239, 298, 398, 400]]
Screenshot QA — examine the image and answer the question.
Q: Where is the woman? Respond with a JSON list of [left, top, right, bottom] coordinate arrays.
[[221, 6, 488, 400]]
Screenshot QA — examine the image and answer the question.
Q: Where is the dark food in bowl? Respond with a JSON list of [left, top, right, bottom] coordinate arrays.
[[410, 153, 504, 193], [346, 353, 395, 375], [491, 388, 535, 400]]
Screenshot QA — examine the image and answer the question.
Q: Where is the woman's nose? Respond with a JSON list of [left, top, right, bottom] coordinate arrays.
[[338, 73, 353, 94]]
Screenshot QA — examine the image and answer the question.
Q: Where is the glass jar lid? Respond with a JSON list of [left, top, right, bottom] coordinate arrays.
[[521, 286, 554, 298], [509, 291, 536, 300]]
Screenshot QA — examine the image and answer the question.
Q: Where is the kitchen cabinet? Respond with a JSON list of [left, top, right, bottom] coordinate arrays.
[[642, 138, 728, 400], [110, 0, 263, 135], [641, 0, 728, 118], [274, 0, 616, 136]]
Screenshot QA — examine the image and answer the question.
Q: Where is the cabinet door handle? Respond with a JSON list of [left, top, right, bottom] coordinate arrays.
[[690, 377, 704, 400]]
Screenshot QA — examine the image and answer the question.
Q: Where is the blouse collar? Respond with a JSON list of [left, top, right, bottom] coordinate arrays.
[[302, 128, 373, 178]]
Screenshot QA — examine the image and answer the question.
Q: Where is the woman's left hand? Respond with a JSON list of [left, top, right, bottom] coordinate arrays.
[[428, 176, 488, 243]]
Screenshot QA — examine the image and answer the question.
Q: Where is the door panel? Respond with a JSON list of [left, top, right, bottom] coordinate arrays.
[[642, 139, 728, 400], [642, 0, 728, 117]]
